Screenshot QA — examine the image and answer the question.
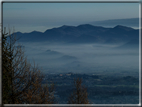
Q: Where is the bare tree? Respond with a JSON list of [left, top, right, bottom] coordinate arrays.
[[68, 78, 89, 104], [2, 27, 12, 104], [2, 27, 55, 104]]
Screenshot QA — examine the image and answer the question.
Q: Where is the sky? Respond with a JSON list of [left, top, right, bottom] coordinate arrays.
[[2, 1, 140, 33]]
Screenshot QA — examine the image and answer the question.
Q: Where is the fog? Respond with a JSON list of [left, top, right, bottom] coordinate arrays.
[[20, 42, 139, 76]]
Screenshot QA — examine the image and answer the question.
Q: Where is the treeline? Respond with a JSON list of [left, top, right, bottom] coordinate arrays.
[[2, 28, 89, 104]]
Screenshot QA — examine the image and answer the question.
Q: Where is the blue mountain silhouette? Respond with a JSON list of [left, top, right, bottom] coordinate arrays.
[[13, 24, 139, 44]]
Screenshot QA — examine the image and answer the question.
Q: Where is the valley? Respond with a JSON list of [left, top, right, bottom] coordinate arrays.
[[12, 24, 140, 104]]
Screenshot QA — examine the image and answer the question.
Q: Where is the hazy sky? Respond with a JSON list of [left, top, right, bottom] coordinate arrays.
[[3, 2, 139, 33]]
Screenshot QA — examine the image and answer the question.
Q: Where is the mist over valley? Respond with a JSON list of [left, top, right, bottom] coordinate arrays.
[[14, 24, 139, 77]]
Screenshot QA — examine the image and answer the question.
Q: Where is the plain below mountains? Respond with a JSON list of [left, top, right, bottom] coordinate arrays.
[[13, 24, 139, 44]]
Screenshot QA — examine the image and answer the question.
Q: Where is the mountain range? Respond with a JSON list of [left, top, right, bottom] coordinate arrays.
[[13, 24, 139, 44]]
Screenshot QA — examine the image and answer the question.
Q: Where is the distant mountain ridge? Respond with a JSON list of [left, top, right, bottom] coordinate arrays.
[[13, 24, 139, 44], [90, 18, 139, 28]]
